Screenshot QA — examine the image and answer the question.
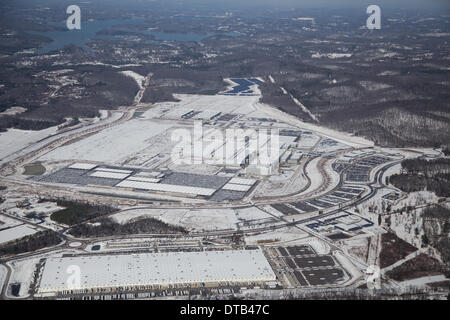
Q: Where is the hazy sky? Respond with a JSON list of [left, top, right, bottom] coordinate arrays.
[[6, 0, 450, 14], [178, 0, 450, 8]]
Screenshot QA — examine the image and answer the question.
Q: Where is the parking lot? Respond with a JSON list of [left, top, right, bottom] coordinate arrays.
[[274, 246, 347, 287]]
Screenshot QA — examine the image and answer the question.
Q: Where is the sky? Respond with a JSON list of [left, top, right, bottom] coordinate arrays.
[[5, 0, 450, 15], [177, 0, 450, 9]]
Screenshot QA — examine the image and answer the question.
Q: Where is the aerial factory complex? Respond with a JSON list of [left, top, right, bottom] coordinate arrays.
[[0, 0, 449, 301], [2, 76, 446, 300]]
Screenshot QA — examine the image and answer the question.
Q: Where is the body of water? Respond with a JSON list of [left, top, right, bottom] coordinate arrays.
[[30, 18, 234, 54]]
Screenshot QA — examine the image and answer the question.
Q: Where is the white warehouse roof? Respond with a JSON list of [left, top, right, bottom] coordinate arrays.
[[229, 177, 257, 186], [95, 168, 133, 174], [116, 180, 216, 196], [222, 183, 251, 192], [38, 249, 276, 293], [69, 163, 98, 170], [126, 176, 161, 183], [90, 171, 130, 180]]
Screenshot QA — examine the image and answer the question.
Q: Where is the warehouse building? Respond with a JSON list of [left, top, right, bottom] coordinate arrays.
[[37, 249, 276, 294]]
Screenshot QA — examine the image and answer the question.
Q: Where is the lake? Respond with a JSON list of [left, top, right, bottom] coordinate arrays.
[[30, 18, 233, 54]]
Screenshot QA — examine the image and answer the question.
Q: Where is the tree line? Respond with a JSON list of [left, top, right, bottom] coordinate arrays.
[[69, 217, 187, 238]]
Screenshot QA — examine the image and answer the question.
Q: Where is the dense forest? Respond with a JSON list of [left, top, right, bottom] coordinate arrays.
[[388, 158, 450, 197], [0, 62, 139, 132], [49, 199, 119, 226], [69, 216, 187, 238], [422, 205, 450, 266], [0, 230, 61, 256]]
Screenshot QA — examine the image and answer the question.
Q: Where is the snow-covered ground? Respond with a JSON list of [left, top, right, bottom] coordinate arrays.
[[0, 264, 7, 294], [111, 207, 237, 231], [121, 70, 145, 89], [0, 214, 22, 230], [142, 94, 260, 121], [0, 224, 38, 244], [256, 167, 309, 198], [236, 207, 275, 221], [2, 112, 123, 166], [333, 251, 363, 283], [390, 191, 439, 248], [316, 139, 351, 153], [304, 157, 324, 194], [296, 134, 320, 149], [0, 106, 27, 116], [0, 126, 57, 161], [258, 102, 374, 148], [178, 209, 238, 231], [342, 236, 370, 262], [382, 163, 402, 184], [300, 156, 340, 199], [39, 119, 174, 164], [111, 206, 277, 232], [7, 258, 40, 298], [244, 227, 309, 245], [289, 94, 318, 122], [399, 275, 447, 287]]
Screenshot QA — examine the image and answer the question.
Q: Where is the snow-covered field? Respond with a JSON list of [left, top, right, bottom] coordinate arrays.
[[39, 119, 174, 164], [178, 209, 238, 231], [399, 275, 448, 287], [296, 134, 320, 149], [258, 102, 373, 148], [256, 166, 309, 198], [0, 126, 57, 161], [0, 224, 38, 244], [244, 227, 309, 245], [141, 94, 259, 121], [333, 251, 362, 283], [111, 207, 238, 231], [0, 215, 22, 230], [316, 139, 351, 153], [7, 257, 40, 298], [111, 206, 277, 232]]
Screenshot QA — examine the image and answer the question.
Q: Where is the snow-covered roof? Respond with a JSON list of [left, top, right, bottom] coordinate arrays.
[[126, 176, 161, 183], [116, 180, 216, 196], [90, 171, 130, 180], [38, 249, 276, 293], [229, 177, 257, 186], [0, 225, 37, 244], [68, 163, 97, 170], [222, 183, 251, 192], [95, 167, 133, 174]]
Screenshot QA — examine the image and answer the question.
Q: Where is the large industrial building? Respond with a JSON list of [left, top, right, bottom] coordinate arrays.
[[37, 249, 276, 294]]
